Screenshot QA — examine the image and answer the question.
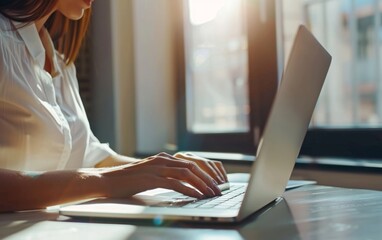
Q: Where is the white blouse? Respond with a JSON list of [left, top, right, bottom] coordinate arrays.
[[0, 14, 116, 171]]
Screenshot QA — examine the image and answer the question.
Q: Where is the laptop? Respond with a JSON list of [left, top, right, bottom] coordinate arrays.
[[60, 25, 332, 223]]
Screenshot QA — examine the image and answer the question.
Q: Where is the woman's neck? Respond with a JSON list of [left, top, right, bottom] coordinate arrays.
[[34, 13, 55, 74]]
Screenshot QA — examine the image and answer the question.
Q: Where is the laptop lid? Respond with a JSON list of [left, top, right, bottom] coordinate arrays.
[[237, 25, 331, 221], [59, 25, 331, 223]]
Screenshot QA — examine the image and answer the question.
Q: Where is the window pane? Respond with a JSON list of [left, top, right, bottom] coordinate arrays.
[[280, 0, 382, 127], [184, 0, 249, 133]]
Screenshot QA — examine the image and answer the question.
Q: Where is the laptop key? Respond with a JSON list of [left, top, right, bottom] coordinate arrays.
[[180, 184, 246, 209]]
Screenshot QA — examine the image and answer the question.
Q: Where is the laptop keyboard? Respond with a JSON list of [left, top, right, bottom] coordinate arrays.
[[180, 184, 246, 209]]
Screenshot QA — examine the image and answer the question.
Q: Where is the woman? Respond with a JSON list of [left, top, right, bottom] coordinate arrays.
[[0, 0, 227, 212]]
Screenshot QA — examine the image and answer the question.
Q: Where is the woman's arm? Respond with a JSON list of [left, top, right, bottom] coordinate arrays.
[[0, 168, 102, 213], [0, 152, 223, 213]]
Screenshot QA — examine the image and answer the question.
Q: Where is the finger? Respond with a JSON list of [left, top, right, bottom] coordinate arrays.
[[159, 167, 217, 197], [154, 177, 204, 199], [184, 153, 228, 182], [197, 160, 224, 184], [158, 159, 221, 196], [182, 161, 222, 196], [141, 154, 222, 196], [174, 152, 224, 184], [130, 174, 205, 199], [208, 161, 226, 183], [214, 161, 229, 182], [124, 163, 219, 197]]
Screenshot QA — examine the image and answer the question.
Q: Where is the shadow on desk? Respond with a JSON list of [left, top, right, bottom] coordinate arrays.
[[0, 211, 61, 239]]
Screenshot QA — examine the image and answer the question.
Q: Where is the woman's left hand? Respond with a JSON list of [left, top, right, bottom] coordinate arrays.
[[173, 152, 228, 184]]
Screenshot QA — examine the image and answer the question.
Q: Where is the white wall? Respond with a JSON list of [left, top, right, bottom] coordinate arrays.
[[91, 0, 176, 155], [132, 0, 177, 154]]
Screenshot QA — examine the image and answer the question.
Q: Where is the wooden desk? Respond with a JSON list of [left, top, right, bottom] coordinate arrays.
[[1, 185, 382, 239]]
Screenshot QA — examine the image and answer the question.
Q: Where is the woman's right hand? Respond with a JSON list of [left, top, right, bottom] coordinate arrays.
[[97, 152, 222, 199], [0, 152, 223, 212]]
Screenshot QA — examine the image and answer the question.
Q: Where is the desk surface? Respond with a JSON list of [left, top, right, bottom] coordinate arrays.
[[1, 185, 382, 240]]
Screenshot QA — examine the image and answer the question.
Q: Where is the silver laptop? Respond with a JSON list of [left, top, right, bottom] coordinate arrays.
[[60, 25, 331, 223]]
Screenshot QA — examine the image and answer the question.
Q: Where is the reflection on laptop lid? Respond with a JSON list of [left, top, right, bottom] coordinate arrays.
[[60, 25, 331, 223]]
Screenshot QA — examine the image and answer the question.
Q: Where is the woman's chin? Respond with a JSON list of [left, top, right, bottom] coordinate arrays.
[[63, 10, 85, 21]]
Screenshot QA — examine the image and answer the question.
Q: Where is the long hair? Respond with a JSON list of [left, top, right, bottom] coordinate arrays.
[[0, 0, 91, 65]]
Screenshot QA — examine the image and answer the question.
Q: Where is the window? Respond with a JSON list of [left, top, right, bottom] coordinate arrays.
[[177, 0, 382, 158], [183, 0, 250, 134], [281, 0, 382, 126], [281, 0, 382, 158], [176, 0, 278, 154]]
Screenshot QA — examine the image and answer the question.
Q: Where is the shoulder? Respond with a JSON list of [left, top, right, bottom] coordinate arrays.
[[0, 13, 11, 32], [0, 15, 27, 76], [0, 14, 25, 65], [0, 14, 20, 40]]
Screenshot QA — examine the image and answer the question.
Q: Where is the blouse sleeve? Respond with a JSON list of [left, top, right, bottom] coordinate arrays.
[[62, 62, 118, 168], [82, 131, 117, 168]]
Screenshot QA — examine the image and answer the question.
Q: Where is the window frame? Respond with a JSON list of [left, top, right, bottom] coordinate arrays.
[[175, 0, 382, 159], [302, 128, 382, 159]]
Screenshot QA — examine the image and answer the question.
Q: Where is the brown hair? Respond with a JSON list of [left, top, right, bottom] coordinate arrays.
[[0, 0, 91, 65]]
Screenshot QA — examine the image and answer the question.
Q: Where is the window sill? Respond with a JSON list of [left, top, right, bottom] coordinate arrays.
[[186, 151, 382, 174]]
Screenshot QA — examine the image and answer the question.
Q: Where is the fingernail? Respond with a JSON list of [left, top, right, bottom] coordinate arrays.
[[207, 187, 215, 197], [216, 187, 222, 196], [209, 180, 221, 196], [211, 185, 222, 196], [219, 177, 225, 184]]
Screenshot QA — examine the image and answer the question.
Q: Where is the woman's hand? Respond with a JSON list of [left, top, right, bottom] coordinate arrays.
[[0, 152, 228, 212], [173, 152, 228, 184], [98, 152, 224, 199]]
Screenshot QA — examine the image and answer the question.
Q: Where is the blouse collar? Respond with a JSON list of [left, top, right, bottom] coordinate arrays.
[[13, 22, 46, 69], [14, 21, 59, 76]]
